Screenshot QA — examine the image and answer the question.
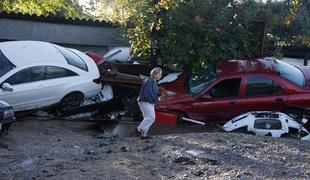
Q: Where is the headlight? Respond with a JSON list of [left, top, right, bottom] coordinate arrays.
[[3, 109, 14, 119]]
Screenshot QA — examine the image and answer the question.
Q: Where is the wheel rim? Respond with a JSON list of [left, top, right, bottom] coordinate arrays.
[[61, 95, 82, 109]]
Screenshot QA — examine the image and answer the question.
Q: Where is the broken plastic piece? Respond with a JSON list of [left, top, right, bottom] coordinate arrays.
[[182, 117, 205, 125], [223, 111, 309, 138]]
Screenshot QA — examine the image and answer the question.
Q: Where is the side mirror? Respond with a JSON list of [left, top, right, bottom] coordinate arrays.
[[2, 83, 13, 92], [200, 95, 212, 101]]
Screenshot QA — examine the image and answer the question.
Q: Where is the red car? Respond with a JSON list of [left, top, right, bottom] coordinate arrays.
[[156, 58, 310, 123]]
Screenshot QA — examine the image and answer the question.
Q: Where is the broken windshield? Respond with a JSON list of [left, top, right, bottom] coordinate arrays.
[[189, 68, 217, 95], [0, 49, 15, 77]]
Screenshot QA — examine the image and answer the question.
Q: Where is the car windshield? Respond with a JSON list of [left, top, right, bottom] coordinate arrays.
[[0, 49, 15, 77], [54, 45, 88, 71], [274, 60, 305, 87], [189, 68, 217, 95]]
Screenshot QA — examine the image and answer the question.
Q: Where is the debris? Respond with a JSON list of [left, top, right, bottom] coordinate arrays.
[[182, 117, 205, 125], [73, 145, 80, 149], [32, 111, 50, 118], [96, 132, 118, 139], [203, 158, 218, 165], [65, 112, 97, 120], [186, 150, 206, 156], [223, 111, 310, 138], [84, 149, 94, 155], [21, 159, 34, 167], [174, 156, 196, 165], [120, 147, 129, 152], [193, 170, 204, 177]]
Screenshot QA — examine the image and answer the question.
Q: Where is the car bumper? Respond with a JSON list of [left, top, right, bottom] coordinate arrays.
[[0, 117, 16, 124]]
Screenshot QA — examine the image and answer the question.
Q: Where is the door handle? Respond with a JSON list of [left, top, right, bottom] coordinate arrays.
[[228, 101, 237, 105], [275, 97, 284, 102]]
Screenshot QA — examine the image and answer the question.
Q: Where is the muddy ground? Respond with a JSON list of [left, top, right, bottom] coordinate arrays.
[[1, 117, 310, 180]]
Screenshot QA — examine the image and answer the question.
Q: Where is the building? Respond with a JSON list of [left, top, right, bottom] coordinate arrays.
[[0, 11, 126, 56]]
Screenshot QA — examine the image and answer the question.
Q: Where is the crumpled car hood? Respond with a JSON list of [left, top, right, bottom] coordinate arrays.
[[158, 73, 192, 104]]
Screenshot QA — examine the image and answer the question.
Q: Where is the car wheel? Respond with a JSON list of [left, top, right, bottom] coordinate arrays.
[[59, 92, 84, 110], [284, 109, 302, 122]]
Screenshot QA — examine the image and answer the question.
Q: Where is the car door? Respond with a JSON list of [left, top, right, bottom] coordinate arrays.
[[192, 77, 244, 122], [238, 75, 287, 113], [0, 66, 46, 111], [41, 66, 79, 104]]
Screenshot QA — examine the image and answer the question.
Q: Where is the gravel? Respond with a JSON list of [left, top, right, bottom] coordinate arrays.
[[0, 119, 310, 179]]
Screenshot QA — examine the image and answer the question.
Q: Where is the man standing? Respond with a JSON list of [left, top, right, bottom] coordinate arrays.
[[136, 67, 162, 139]]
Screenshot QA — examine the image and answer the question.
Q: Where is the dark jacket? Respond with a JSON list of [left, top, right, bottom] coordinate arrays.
[[138, 77, 160, 104]]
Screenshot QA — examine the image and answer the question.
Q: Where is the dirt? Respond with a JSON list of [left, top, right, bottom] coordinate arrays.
[[1, 118, 310, 179]]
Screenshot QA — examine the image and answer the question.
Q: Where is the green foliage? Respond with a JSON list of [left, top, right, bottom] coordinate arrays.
[[95, 0, 310, 69], [116, 0, 264, 71], [282, 0, 310, 46], [161, 0, 261, 71], [0, 0, 87, 18]]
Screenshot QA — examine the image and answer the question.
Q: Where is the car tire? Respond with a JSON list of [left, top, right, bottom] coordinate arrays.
[[59, 92, 84, 111]]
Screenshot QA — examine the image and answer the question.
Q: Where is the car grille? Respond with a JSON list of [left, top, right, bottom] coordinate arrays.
[[254, 119, 282, 130]]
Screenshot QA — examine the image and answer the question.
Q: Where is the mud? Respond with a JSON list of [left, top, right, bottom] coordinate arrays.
[[1, 118, 310, 179]]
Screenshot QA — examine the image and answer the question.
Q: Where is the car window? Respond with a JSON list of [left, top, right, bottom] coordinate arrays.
[[245, 76, 285, 96], [5, 66, 45, 85], [54, 45, 88, 72], [0, 49, 15, 77], [189, 68, 217, 95], [208, 78, 241, 98], [45, 66, 78, 80]]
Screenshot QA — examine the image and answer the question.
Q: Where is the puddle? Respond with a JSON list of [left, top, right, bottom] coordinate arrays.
[[21, 159, 34, 167], [99, 121, 224, 137]]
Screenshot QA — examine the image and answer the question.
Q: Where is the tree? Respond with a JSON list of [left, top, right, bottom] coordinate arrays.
[[99, 0, 263, 71], [160, 0, 263, 71], [94, 0, 309, 70], [0, 0, 87, 18]]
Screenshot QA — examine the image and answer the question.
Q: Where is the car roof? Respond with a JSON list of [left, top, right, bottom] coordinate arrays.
[[216, 58, 278, 76], [0, 41, 67, 66]]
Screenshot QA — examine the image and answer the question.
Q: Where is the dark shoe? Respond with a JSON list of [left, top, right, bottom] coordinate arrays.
[[130, 128, 141, 137], [140, 136, 153, 140]]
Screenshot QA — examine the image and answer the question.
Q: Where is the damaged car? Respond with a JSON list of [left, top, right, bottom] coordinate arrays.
[[0, 100, 15, 135], [223, 111, 309, 138], [0, 41, 102, 112], [157, 58, 310, 124]]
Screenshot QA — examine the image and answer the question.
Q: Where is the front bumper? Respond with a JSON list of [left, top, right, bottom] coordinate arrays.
[[0, 117, 16, 124], [0, 107, 15, 124]]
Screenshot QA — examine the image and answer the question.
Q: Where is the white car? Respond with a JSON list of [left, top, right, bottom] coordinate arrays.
[[0, 41, 102, 111]]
